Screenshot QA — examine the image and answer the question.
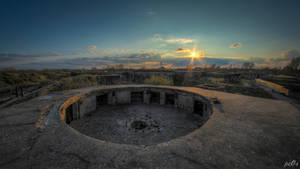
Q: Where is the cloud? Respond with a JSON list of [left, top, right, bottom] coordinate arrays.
[[165, 39, 194, 44], [152, 34, 163, 41], [7, 48, 299, 69], [0, 52, 62, 59], [280, 49, 300, 60], [230, 42, 242, 48], [88, 46, 96, 50], [0, 51, 63, 69], [173, 48, 191, 53], [251, 49, 300, 68], [126, 61, 161, 68], [268, 49, 300, 63], [200, 57, 244, 66], [248, 57, 266, 64], [89, 49, 131, 56], [151, 35, 193, 44], [3, 52, 249, 69]]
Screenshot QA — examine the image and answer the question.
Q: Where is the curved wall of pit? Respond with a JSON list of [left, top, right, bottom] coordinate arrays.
[[59, 86, 213, 125]]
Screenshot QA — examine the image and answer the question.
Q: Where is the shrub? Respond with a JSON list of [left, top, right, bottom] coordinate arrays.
[[144, 75, 173, 85], [52, 74, 98, 91]]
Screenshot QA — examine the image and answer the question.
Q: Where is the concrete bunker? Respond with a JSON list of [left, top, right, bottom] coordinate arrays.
[[60, 86, 212, 145], [150, 91, 160, 104], [96, 94, 108, 106], [194, 100, 204, 117], [65, 102, 80, 124], [65, 104, 73, 124], [165, 93, 175, 105], [131, 91, 144, 104]]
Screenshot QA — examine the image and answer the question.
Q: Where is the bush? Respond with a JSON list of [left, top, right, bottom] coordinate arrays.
[[144, 75, 173, 85], [52, 74, 98, 91]]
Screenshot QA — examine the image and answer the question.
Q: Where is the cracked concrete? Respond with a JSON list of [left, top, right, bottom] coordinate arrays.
[[0, 85, 300, 169]]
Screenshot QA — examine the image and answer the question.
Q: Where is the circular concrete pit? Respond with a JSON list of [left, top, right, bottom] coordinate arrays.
[[61, 86, 212, 145]]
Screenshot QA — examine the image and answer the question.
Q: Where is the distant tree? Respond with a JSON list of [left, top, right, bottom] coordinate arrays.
[[242, 62, 254, 69], [286, 57, 300, 70]]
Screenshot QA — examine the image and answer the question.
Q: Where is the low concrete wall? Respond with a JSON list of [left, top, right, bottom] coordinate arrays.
[[177, 93, 194, 112], [116, 90, 131, 104], [60, 86, 213, 124], [79, 95, 96, 117]]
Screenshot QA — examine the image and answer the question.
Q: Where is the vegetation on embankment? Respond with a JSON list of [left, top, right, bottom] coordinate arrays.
[[144, 75, 173, 85], [51, 74, 99, 91]]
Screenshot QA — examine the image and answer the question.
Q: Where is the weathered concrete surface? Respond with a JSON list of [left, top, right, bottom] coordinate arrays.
[[70, 104, 203, 145], [0, 85, 300, 169]]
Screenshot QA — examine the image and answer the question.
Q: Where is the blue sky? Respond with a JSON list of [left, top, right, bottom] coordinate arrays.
[[0, 0, 300, 69]]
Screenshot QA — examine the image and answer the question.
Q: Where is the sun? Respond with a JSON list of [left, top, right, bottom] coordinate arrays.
[[191, 52, 196, 57]]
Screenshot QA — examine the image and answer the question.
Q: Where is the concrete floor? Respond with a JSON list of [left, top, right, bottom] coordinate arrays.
[[70, 104, 203, 145], [0, 85, 300, 169]]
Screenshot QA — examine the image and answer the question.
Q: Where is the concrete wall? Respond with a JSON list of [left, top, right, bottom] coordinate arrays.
[[159, 91, 165, 105], [177, 93, 194, 112], [62, 87, 212, 124], [115, 90, 131, 104], [79, 95, 96, 117], [72, 102, 80, 120], [143, 91, 151, 104]]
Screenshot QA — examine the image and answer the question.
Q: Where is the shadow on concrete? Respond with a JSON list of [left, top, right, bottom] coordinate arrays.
[[214, 104, 225, 113]]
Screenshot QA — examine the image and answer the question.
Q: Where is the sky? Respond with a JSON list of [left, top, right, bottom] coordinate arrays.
[[0, 0, 300, 69]]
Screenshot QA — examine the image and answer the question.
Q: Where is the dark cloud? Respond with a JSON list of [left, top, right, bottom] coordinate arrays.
[[0, 52, 62, 59], [5, 52, 163, 69], [0, 52, 63, 69], [126, 52, 161, 59], [249, 57, 266, 64], [201, 57, 244, 66], [230, 42, 242, 48], [173, 48, 191, 53]]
